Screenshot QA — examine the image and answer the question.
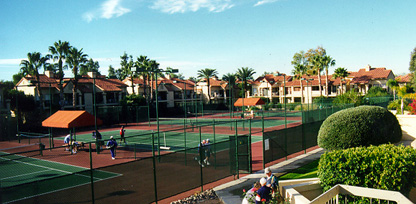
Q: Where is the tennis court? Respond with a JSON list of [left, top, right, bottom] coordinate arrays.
[[56, 127, 264, 152], [0, 150, 120, 203]]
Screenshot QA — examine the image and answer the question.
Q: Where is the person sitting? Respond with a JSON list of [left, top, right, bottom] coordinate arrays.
[[242, 181, 261, 204], [265, 167, 278, 193], [255, 177, 272, 204], [70, 140, 80, 154]]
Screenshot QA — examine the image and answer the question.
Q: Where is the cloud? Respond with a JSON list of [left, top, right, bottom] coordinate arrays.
[[0, 58, 24, 65], [83, 0, 131, 22], [151, 0, 234, 14], [254, 0, 279, 7]]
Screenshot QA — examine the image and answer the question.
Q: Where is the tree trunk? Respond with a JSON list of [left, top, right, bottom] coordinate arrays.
[[72, 81, 77, 109], [300, 80, 303, 104], [325, 70, 329, 97], [207, 78, 211, 104], [131, 76, 135, 95], [318, 70, 322, 97]]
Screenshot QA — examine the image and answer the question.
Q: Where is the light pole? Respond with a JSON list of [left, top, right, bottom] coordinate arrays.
[[136, 66, 178, 157], [275, 73, 287, 129]]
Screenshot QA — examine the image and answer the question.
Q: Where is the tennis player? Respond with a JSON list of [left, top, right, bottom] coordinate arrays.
[[106, 136, 118, 160]]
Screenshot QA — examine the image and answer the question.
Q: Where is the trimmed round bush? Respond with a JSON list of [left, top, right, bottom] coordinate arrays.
[[318, 144, 416, 196], [318, 105, 402, 150]]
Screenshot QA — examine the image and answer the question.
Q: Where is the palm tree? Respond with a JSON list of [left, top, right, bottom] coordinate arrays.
[[333, 67, 349, 95], [120, 52, 135, 94], [49, 40, 71, 109], [20, 52, 49, 109], [309, 55, 324, 97], [322, 55, 336, 96], [387, 79, 399, 100], [291, 51, 308, 103], [305, 46, 326, 97], [197, 68, 218, 104], [66, 47, 88, 109], [149, 60, 160, 101], [136, 55, 151, 102], [236, 67, 256, 98]]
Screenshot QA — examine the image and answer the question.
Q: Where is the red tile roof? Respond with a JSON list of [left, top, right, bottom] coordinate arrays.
[[349, 67, 392, 84], [24, 74, 60, 90], [78, 76, 127, 92], [396, 73, 412, 83]]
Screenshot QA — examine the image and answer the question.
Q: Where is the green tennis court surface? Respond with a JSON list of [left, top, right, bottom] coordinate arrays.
[[151, 118, 300, 129], [0, 152, 120, 203], [57, 128, 264, 151]]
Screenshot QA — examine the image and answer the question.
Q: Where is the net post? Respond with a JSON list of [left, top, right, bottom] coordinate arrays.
[[39, 143, 43, 156], [17, 133, 20, 143]]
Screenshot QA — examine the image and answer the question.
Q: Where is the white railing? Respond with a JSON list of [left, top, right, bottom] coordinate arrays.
[[310, 184, 413, 204]]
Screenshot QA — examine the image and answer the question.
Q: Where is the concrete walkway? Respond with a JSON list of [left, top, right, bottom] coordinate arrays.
[[214, 113, 416, 204], [214, 148, 325, 204]]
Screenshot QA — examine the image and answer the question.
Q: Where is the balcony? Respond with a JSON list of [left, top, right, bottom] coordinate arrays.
[[280, 178, 413, 204]]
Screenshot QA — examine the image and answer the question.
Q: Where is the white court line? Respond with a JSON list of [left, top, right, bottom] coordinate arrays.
[[1, 169, 51, 181], [0, 154, 99, 181], [3, 172, 122, 204]]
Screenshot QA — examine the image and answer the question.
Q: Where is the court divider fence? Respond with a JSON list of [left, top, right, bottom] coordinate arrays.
[[1, 97, 393, 203]]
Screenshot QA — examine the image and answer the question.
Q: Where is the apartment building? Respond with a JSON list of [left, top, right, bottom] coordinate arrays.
[[15, 71, 127, 112]]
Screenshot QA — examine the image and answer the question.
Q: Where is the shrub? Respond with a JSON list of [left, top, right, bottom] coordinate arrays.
[[318, 144, 416, 196], [317, 106, 402, 150]]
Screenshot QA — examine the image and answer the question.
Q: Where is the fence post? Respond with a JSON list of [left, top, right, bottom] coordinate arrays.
[[199, 126, 204, 192], [89, 143, 95, 204], [249, 119, 252, 173], [262, 115, 265, 170], [213, 119, 216, 169], [152, 132, 158, 203], [184, 118, 187, 165], [235, 120, 239, 179]]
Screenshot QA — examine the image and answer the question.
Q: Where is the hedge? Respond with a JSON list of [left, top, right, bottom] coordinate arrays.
[[317, 105, 402, 150], [318, 144, 416, 196]]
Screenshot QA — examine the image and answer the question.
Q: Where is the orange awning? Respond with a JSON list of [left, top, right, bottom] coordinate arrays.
[[234, 98, 266, 107], [42, 110, 103, 129]]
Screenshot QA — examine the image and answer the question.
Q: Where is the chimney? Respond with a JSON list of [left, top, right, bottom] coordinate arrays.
[[88, 71, 97, 78], [365, 64, 371, 71], [45, 70, 54, 78]]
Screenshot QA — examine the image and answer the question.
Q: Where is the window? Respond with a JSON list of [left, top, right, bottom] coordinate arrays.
[[174, 91, 182, 99], [294, 87, 301, 91]]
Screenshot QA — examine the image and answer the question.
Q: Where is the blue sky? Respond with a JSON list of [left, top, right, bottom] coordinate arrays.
[[1, 0, 416, 82]]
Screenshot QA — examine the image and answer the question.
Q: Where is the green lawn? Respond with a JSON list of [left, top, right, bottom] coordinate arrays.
[[278, 159, 319, 180]]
